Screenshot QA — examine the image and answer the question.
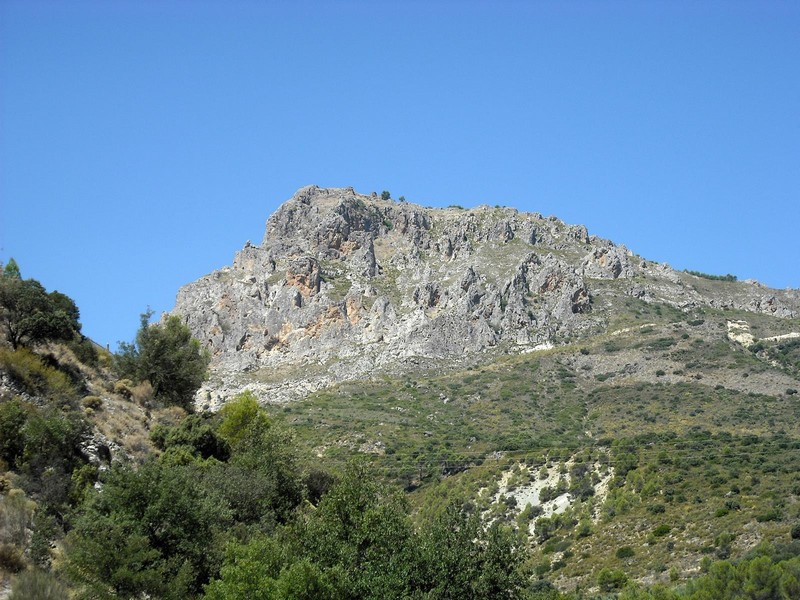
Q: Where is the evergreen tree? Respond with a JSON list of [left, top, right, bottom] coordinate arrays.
[[116, 311, 209, 409], [3, 257, 21, 279]]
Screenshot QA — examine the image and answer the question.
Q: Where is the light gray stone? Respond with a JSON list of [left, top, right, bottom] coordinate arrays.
[[171, 186, 799, 408]]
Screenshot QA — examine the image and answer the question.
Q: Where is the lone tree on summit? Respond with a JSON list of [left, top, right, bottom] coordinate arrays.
[[116, 310, 210, 410], [3, 258, 21, 280]]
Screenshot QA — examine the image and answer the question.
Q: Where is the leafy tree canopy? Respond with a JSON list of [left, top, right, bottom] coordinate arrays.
[[0, 270, 82, 349], [65, 460, 227, 599], [150, 412, 230, 463], [217, 390, 270, 448], [116, 310, 209, 409], [205, 464, 526, 600], [3, 257, 22, 279]]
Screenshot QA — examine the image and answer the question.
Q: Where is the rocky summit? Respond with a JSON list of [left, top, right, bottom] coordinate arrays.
[[172, 185, 799, 409]]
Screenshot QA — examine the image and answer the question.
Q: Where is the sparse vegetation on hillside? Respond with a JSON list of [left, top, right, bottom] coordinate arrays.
[[268, 306, 800, 592], [1, 260, 799, 597]]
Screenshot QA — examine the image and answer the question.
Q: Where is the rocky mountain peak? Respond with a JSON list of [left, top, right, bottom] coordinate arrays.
[[172, 186, 798, 408]]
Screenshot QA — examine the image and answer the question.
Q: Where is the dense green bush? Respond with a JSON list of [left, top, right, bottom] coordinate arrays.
[[684, 553, 800, 599], [616, 546, 635, 559], [150, 413, 230, 462], [755, 508, 782, 523], [597, 567, 628, 591], [65, 460, 227, 599], [0, 398, 30, 468], [64, 398, 309, 597], [0, 398, 90, 514], [216, 390, 269, 447], [205, 421, 303, 526], [205, 465, 526, 599], [653, 524, 671, 537]]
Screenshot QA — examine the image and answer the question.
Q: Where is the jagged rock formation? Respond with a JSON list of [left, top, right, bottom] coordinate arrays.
[[173, 186, 799, 408]]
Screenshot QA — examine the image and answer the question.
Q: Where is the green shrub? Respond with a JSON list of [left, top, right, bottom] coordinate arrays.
[[653, 524, 671, 537], [304, 468, 336, 505], [30, 511, 59, 568], [65, 460, 227, 598], [700, 556, 713, 573], [217, 390, 269, 447], [616, 546, 635, 559], [756, 509, 781, 523], [0, 399, 30, 467], [576, 521, 592, 538], [597, 567, 628, 592], [150, 413, 229, 462], [551, 559, 566, 571], [0, 402, 90, 515], [648, 337, 675, 350], [534, 560, 551, 577]]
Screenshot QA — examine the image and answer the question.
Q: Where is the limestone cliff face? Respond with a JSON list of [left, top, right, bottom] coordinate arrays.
[[172, 186, 799, 408]]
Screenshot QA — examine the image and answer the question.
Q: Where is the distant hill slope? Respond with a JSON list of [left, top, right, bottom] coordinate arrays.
[[172, 185, 799, 408]]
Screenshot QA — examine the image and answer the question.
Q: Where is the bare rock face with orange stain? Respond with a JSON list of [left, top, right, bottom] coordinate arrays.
[[285, 258, 321, 297], [172, 185, 799, 408]]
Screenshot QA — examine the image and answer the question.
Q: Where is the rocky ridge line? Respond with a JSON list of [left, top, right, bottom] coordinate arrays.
[[172, 186, 799, 408]]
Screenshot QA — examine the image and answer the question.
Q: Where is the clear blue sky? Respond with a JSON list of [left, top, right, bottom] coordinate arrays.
[[2, 1, 798, 348]]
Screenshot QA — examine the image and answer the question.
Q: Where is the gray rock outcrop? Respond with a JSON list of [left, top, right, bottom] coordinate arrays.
[[172, 186, 799, 408]]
